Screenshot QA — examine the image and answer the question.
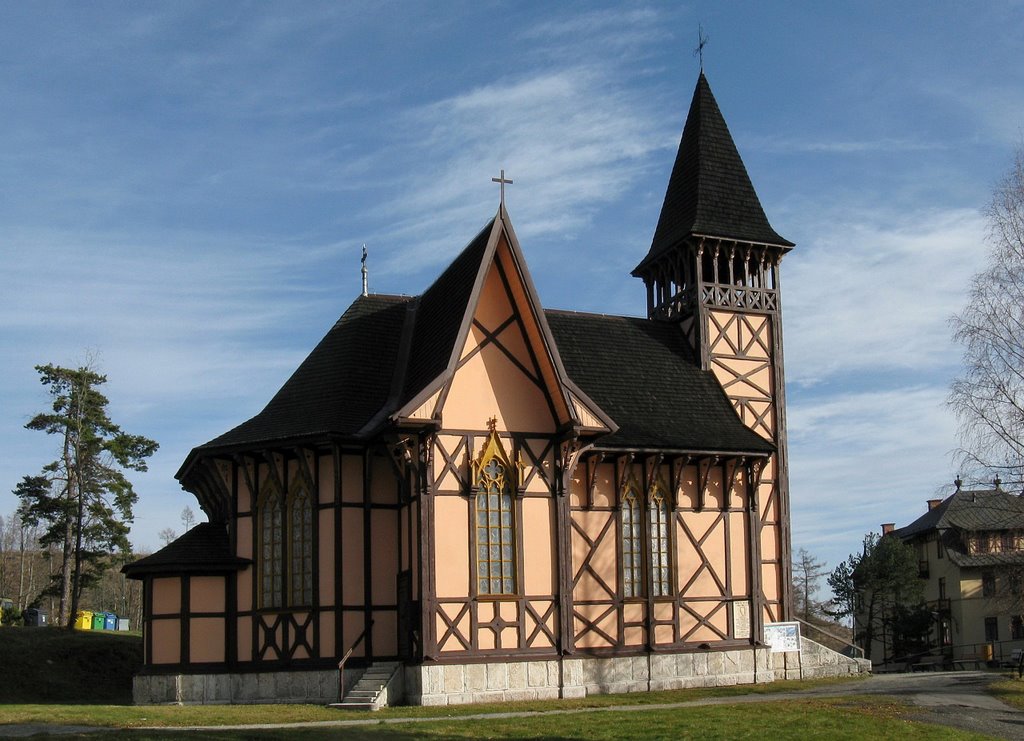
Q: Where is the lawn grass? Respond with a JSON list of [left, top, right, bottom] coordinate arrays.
[[0, 625, 141, 704], [28, 698, 991, 740], [986, 672, 1024, 709], [0, 675, 866, 728]]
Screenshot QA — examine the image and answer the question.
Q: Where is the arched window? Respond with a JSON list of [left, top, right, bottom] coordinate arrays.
[[289, 481, 313, 606], [258, 480, 283, 608], [472, 420, 518, 596], [649, 486, 671, 597], [621, 479, 642, 598]]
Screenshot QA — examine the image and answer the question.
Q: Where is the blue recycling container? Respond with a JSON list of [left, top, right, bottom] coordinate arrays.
[[103, 612, 117, 630]]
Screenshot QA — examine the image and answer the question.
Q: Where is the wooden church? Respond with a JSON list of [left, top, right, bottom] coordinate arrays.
[[125, 73, 836, 706]]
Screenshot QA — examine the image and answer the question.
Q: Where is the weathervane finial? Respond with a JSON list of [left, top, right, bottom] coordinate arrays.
[[693, 25, 709, 72], [361, 244, 368, 297], [491, 169, 513, 208]]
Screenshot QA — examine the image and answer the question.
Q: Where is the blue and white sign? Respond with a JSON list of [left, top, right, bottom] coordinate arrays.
[[763, 621, 801, 653]]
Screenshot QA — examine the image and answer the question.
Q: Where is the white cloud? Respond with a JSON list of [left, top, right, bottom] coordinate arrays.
[[783, 205, 986, 387]]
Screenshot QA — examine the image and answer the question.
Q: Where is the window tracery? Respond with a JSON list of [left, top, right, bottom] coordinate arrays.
[[472, 419, 518, 596]]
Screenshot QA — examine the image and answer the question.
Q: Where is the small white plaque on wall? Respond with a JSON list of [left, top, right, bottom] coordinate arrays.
[[763, 621, 801, 653], [733, 600, 751, 639]]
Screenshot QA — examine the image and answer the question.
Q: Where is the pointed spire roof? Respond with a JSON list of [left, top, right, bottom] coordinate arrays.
[[635, 73, 792, 273]]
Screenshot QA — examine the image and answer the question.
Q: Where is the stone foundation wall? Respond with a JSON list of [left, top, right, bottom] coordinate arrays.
[[132, 668, 352, 705], [771, 637, 872, 680], [132, 639, 869, 706], [405, 646, 776, 707]]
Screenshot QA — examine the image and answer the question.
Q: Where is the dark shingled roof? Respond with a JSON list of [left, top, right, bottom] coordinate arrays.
[[193, 294, 410, 453], [546, 309, 773, 454], [636, 73, 791, 274], [894, 489, 1024, 569], [895, 489, 1024, 540], [400, 219, 493, 407], [122, 522, 250, 578]]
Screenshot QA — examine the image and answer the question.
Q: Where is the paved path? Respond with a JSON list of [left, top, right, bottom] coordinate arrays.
[[3, 671, 1023, 739]]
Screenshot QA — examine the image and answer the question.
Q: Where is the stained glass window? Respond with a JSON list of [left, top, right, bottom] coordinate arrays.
[[649, 489, 671, 597], [290, 484, 314, 606], [622, 485, 642, 598], [476, 458, 515, 595], [258, 483, 283, 608]]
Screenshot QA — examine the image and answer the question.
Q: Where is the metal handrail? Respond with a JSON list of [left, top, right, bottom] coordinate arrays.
[[338, 620, 374, 701], [795, 616, 865, 659]]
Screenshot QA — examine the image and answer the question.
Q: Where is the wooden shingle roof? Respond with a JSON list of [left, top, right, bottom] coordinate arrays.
[[546, 309, 773, 455], [122, 522, 250, 578], [635, 73, 791, 275]]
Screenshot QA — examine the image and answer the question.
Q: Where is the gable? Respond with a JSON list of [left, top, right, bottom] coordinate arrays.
[[439, 251, 560, 431], [395, 209, 613, 434]]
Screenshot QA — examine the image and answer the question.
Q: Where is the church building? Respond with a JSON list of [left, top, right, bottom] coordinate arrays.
[[125, 73, 863, 706]]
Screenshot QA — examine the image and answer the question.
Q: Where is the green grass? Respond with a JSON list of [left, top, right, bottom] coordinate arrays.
[[0, 676, 865, 728], [0, 625, 142, 704], [18, 698, 991, 740], [986, 672, 1024, 709]]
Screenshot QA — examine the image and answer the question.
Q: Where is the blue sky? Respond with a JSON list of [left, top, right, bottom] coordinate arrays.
[[2, 2, 1023, 574]]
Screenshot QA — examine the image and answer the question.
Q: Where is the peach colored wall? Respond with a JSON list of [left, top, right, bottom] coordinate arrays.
[[152, 577, 180, 615], [526, 599, 555, 648], [574, 604, 615, 648], [371, 455, 397, 505], [433, 434, 465, 492], [439, 257, 557, 433], [433, 496, 469, 598], [522, 497, 554, 595], [318, 509, 335, 605], [237, 616, 252, 662], [371, 509, 398, 603], [238, 471, 251, 514], [189, 618, 225, 663], [150, 619, 180, 664], [190, 576, 225, 613], [676, 511, 727, 598], [372, 611, 397, 656], [437, 602, 470, 653], [443, 336, 556, 432], [730, 512, 750, 595], [341, 454, 363, 503], [342, 612, 367, 658], [319, 612, 335, 658], [237, 567, 252, 611], [571, 510, 617, 601], [590, 463, 615, 507], [341, 509, 364, 604], [236, 515, 252, 560], [318, 455, 334, 505]]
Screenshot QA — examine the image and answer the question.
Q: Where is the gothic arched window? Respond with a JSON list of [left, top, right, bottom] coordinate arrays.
[[621, 479, 642, 598], [649, 485, 671, 597], [472, 420, 518, 596], [289, 480, 314, 606], [258, 480, 284, 608]]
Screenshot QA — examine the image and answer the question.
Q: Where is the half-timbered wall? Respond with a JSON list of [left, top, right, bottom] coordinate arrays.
[[705, 308, 787, 624], [425, 248, 565, 660], [142, 445, 415, 672], [569, 456, 757, 653]]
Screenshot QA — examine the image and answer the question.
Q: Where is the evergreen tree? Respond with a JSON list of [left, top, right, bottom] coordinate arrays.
[[16, 364, 157, 627]]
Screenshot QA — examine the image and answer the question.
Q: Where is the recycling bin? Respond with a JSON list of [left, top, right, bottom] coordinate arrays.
[[103, 612, 117, 630], [75, 610, 93, 630], [23, 608, 48, 627], [116, 617, 130, 631], [91, 611, 106, 630]]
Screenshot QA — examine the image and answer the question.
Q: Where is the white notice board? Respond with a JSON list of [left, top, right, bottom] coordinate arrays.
[[763, 621, 801, 653]]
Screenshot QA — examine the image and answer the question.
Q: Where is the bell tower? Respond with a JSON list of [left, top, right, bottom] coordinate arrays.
[[632, 73, 794, 624]]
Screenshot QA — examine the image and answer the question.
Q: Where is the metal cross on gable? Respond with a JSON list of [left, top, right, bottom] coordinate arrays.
[[491, 169, 513, 207], [693, 25, 709, 72]]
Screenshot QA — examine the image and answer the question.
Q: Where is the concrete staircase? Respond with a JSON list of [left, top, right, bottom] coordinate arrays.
[[331, 661, 402, 711]]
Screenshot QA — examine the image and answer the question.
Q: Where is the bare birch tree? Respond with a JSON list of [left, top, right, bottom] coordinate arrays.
[[950, 147, 1024, 485]]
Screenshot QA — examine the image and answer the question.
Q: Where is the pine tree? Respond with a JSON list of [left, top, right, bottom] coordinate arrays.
[[16, 364, 158, 627]]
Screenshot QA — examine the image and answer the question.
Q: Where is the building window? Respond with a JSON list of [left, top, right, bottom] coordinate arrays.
[[976, 534, 991, 554], [983, 571, 996, 598], [289, 482, 313, 606], [257, 473, 315, 609], [621, 481, 643, 598], [937, 537, 944, 559], [985, 617, 999, 642], [1002, 532, 1016, 552], [1013, 617, 1024, 640], [258, 480, 284, 608], [471, 420, 518, 596], [938, 577, 946, 600], [649, 485, 671, 597]]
